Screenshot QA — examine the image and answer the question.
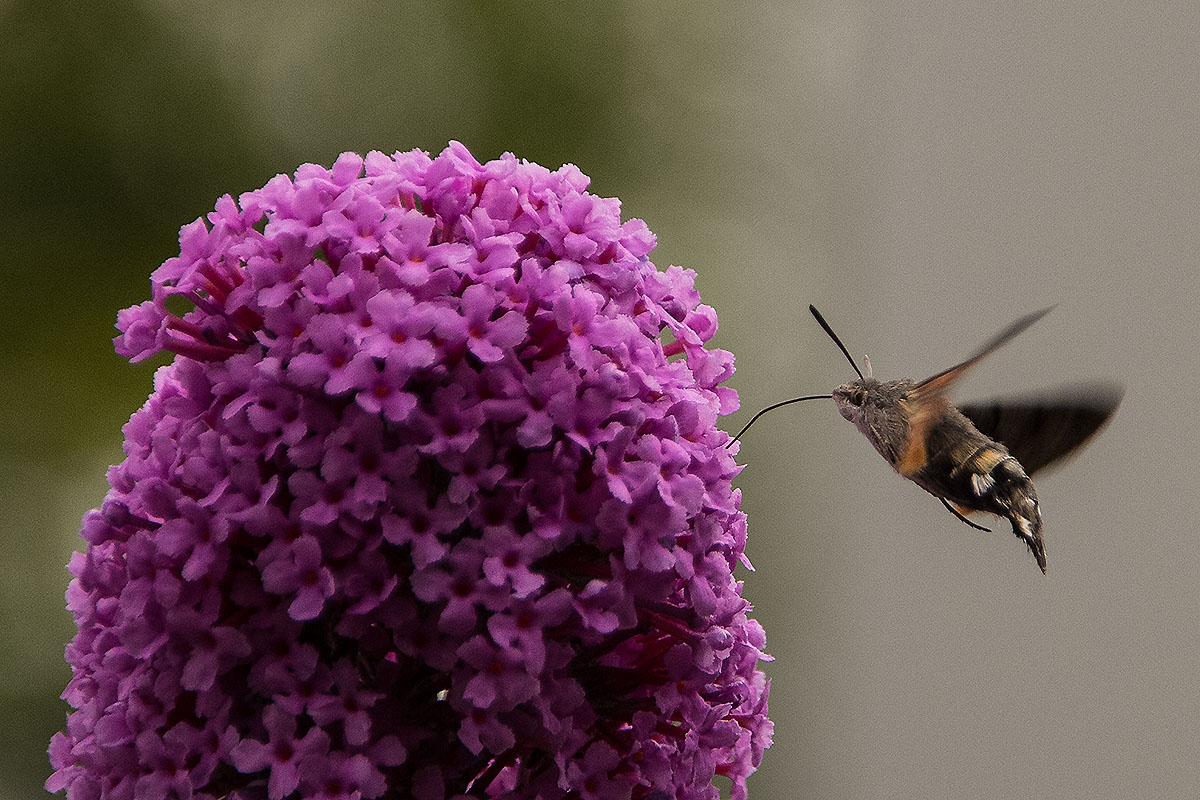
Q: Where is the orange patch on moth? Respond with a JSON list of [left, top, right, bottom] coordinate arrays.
[[896, 395, 948, 476]]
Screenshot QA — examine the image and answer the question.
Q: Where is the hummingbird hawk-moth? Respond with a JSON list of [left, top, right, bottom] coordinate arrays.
[[731, 305, 1122, 573]]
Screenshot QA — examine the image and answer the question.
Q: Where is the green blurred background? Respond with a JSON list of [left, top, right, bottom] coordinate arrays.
[[6, 2, 1200, 798]]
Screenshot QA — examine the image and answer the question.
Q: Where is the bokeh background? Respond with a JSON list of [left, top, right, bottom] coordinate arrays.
[[4, 2, 1196, 797]]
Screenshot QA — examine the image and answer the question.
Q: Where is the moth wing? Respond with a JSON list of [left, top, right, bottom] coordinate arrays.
[[958, 382, 1123, 475], [913, 305, 1057, 396], [899, 306, 1057, 475]]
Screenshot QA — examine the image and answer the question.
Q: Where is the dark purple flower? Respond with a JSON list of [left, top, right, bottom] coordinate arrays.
[[486, 589, 572, 673], [230, 705, 331, 799], [456, 633, 540, 711], [260, 533, 335, 621], [307, 660, 384, 747], [51, 142, 770, 800]]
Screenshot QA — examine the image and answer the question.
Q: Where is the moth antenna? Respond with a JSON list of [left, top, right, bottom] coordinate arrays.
[[863, 354, 873, 379], [726, 394, 833, 446], [809, 305, 865, 380]]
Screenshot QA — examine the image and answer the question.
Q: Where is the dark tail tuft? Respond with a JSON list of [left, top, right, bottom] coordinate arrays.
[[1029, 531, 1047, 575], [1011, 515, 1046, 574]]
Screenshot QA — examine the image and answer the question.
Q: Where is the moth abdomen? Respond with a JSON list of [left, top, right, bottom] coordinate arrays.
[[909, 413, 1049, 572]]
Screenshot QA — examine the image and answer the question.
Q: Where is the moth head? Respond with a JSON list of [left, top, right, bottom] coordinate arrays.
[[832, 378, 875, 423], [832, 378, 918, 460]]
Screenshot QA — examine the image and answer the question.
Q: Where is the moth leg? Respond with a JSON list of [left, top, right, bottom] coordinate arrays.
[[939, 497, 992, 532]]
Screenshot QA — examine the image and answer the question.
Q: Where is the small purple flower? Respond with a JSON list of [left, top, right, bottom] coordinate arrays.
[[50, 142, 771, 800], [260, 534, 335, 621], [460, 283, 528, 363], [308, 660, 384, 746], [230, 705, 330, 800], [479, 526, 549, 597], [457, 633, 540, 711], [486, 589, 572, 673]]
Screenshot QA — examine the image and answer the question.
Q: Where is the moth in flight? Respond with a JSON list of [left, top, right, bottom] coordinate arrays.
[[731, 305, 1122, 573]]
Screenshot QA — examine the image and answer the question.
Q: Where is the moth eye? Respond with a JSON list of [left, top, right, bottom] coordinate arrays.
[[850, 388, 866, 406]]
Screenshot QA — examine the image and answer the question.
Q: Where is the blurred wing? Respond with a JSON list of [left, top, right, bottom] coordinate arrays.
[[914, 306, 1057, 396], [899, 306, 1057, 475], [959, 383, 1123, 475]]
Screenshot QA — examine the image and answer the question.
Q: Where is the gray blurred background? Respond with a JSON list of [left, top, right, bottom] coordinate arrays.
[[2, 2, 1195, 798]]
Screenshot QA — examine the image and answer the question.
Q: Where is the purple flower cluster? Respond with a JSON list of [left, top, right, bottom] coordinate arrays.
[[49, 142, 772, 799]]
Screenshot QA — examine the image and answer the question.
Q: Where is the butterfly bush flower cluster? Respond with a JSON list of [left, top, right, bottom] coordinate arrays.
[[48, 143, 772, 799]]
